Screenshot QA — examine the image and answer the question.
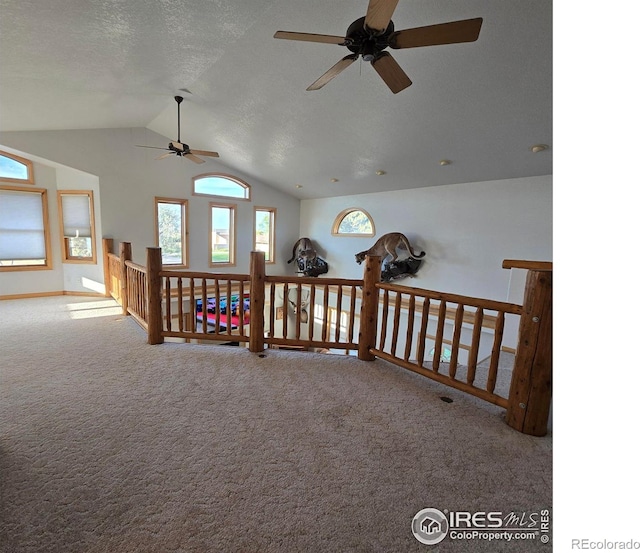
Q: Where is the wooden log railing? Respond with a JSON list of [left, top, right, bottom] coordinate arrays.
[[158, 270, 252, 344], [370, 281, 523, 409], [125, 260, 148, 331], [104, 242, 551, 436], [103, 238, 122, 304], [263, 274, 363, 352]]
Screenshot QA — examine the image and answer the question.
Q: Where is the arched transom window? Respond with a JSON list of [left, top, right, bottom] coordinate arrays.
[[0, 150, 34, 184], [332, 208, 375, 236], [193, 173, 251, 200]]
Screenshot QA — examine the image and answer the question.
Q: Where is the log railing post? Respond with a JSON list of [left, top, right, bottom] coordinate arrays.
[[358, 255, 381, 361], [249, 251, 266, 352], [505, 263, 552, 436], [119, 241, 132, 316], [102, 238, 113, 298], [146, 247, 164, 345]]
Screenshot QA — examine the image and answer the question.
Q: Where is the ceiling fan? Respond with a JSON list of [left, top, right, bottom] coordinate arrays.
[[274, 0, 482, 94], [137, 96, 219, 164]]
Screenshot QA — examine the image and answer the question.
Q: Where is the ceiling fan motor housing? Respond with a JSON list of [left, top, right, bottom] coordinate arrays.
[[168, 142, 189, 154], [346, 16, 395, 61]]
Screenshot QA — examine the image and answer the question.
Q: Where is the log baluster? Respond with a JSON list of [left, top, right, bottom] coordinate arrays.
[[487, 311, 505, 393], [466, 308, 484, 385], [449, 303, 465, 378], [404, 294, 416, 362], [433, 301, 447, 372]]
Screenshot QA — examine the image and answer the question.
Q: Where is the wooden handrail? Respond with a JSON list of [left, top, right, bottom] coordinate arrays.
[[376, 281, 524, 315], [502, 259, 552, 271], [159, 270, 249, 281], [265, 274, 362, 287], [125, 260, 147, 273]]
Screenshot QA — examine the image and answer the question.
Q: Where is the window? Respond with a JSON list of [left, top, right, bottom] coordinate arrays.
[[193, 173, 251, 200], [210, 203, 236, 266], [254, 207, 276, 263], [155, 198, 188, 268], [0, 186, 51, 270], [0, 150, 34, 184], [332, 208, 375, 236], [57, 191, 96, 263]]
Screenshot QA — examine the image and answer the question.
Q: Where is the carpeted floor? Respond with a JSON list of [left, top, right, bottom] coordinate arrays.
[[0, 296, 552, 552]]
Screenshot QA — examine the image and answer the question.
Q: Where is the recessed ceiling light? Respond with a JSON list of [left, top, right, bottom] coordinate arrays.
[[439, 159, 451, 166], [295, 184, 303, 188], [375, 170, 386, 176], [531, 144, 548, 153], [330, 178, 339, 183]]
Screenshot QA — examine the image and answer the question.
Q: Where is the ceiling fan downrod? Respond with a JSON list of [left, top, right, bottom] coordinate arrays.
[[175, 95, 183, 144]]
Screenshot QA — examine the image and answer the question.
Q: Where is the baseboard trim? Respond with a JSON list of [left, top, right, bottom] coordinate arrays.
[[0, 291, 105, 301]]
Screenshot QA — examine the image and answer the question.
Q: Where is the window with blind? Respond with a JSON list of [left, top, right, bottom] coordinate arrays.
[[0, 186, 51, 270], [57, 190, 96, 263]]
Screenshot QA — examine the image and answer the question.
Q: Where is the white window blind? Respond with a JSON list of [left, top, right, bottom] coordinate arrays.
[[61, 194, 91, 237], [0, 189, 46, 260]]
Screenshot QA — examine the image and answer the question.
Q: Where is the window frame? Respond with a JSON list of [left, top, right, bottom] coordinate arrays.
[[192, 173, 251, 201], [0, 185, 52, 271], [57, 190, 97, 264], [253, 206, 276, 264], [331, 207, 376, 237], [209, 202, 236, 267], [0, 150, 35, 185], [154, 197, 189, 269]]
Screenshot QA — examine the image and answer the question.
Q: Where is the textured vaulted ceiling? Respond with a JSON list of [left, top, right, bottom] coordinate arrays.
[[0, 0, 552, 199]]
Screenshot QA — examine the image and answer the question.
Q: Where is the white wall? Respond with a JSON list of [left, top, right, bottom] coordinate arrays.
[[0, 128, 301, 296], [299, 175, 552, 303]]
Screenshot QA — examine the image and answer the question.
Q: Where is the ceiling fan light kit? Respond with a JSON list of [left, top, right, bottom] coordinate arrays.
[[136, 96, 219, 164], [274, 0, 482, 94]]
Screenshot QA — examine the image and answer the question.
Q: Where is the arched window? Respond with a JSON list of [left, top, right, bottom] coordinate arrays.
[[0, 150, 34, 184], [193, 173, 251, 200], [332, 208, 375, 236]]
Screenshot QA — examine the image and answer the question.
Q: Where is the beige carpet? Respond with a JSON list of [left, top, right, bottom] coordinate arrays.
[[0, 296, 552, 552]]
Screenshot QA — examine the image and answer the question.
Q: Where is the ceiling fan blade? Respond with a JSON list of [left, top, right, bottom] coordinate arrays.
[[171, 141, 185, 151], [364, 0, 400, 33], [274, 31, 347, 45], [389, 18, 483, 49], [184, 153, 205, 164], [136, 145, 170, 151], [307, 54, 358, 91], [371, 52, 412, 94], [190, 149, 220, 158], [156, 152, 174, 160]]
